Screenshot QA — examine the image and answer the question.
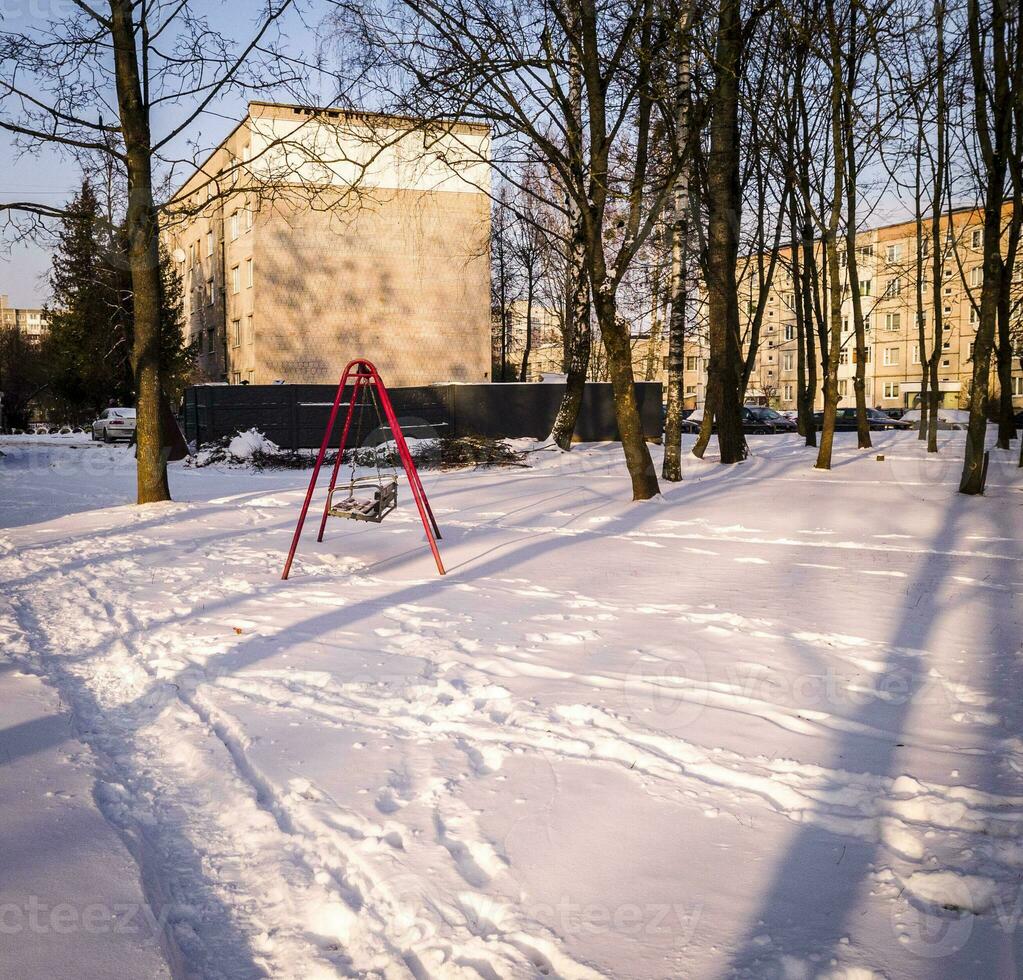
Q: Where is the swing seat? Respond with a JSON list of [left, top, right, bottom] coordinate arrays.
[[327, 478, 398, 523]]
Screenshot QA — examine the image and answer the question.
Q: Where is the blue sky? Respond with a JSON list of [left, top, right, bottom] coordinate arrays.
[[0, 0, 337, 307]]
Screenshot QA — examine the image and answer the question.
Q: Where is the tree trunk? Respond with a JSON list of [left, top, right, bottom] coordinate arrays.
[[914, 150, 929, 443], [662, 8, 693, 481], [702, 0, 748, 464], [927, 0, 948, 453], [551, 8, 590, 450], [960, 0, 1009, 494], [816, 0, 846, 471], [593, 289, 660, 498], [550, 238, 591, 449], [662, 220, 687, 478], [110, 0, 169, 504], [995, 292, 1016, 446], [842, 0, 871, 449], [518, 280, 534, 382]]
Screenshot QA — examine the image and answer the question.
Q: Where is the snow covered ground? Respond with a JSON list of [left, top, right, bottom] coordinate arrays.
[[1, 430, 1022, 979]]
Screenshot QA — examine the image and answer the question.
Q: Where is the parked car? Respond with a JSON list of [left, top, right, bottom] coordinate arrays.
[[92, 407, 137, 442], [812, 407, 912, 431], [681, 405, 797, 434]]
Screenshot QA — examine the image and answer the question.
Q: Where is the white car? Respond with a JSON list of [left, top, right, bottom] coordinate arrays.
[[92, 407, 137, 442]]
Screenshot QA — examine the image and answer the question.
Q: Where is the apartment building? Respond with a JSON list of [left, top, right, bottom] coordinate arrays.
[[165, 102, 492, 387], [0, 295, 49, 342], [682, 206, 1023, 411]]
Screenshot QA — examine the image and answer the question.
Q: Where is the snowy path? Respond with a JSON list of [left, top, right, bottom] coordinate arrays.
[[1, 432, 1022, 978]]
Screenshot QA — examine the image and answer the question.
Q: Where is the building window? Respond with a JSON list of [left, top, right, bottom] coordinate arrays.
[[246, 258, 253, 288], [969, 342, 975, 359], [853, 346, 871, 364], [246, 314, 254, 345], [886, 243, 902, 262], [1012, 376, 1023, 396], [839, 349, 849, 365], [244, 207, 254, 231], [883, 382, 900, 399], [206, 278, 214, 305], [911, 344, 920, 364], [785, 323, 795, 340], [783, 352, 794, 371], [230, 318, 240, 347], [784, 384, 794, 400], [859, 280, 872, 297], [969, 266, 983, 287], [858, 244, 875, 259], [971, 229, 982, 248], [885, 312, 901, 331], [230, 212, 239, 241], [686, 355, 698, 371], [883, 347, 899, 366], [942, 358, 951, 367], [685, 385, 696, 396], [206, 231, 214, 257], [838, 379, 849, 396], [231, 266, 240, 294], [884, 279, 902, 298]]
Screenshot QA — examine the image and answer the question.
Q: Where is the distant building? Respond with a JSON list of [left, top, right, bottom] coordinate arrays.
[[682, 205, 1023, 410], [0, 295, 49, 342], [164, 102, 492, 387]]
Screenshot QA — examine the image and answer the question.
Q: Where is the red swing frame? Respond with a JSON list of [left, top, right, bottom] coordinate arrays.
[[281, 359, 445, 579]]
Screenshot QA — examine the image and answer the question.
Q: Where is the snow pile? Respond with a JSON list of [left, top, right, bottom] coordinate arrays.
[[228, 428, 280, 459]]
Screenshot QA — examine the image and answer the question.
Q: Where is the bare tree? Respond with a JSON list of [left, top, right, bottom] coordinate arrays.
[[1, 0, 297, 502], [337, 0, 691, 498], [959, 0, 1019, 493]]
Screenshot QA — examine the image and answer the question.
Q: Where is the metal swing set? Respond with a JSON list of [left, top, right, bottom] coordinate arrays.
[[281, 359, 445, 579]]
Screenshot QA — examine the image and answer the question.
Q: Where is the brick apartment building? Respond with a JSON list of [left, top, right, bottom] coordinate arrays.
[[681, 206, 1023, 411], [165, 102, 492, 387], [0, 295, 48, 342]]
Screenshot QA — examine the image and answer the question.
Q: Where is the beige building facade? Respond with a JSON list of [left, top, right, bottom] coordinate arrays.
[[166, 102, 492, 387], [681, 206, 1023, 411], [0, 295, 49, 342]]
